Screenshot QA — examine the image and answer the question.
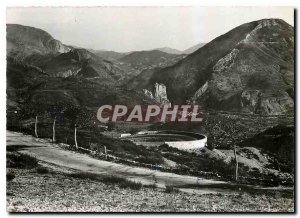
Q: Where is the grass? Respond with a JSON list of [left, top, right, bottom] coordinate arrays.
[[7, 168, 295, 212], [68, 172, 142, 190], [36, 166, 50, 174], [119, 180, 142, 190], [7, 151, 143, 191], [144, 183, 158, 189], [165, 185, 179, 193], [7, 171, 15, 182], [9, 123, 165, 166], [7, 152, 38, 169], [6, 154, 294, 212], [68, 172, 101, 181]]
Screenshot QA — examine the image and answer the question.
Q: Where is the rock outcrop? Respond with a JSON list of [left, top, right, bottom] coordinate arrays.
[[192, 81, 208, 101], [142, 83, 171, 105], [154, 82, 171, 105], [7, 24, 70, 60], [137, 19, 294, 115], [142, 89, 154, 99], [6, 24, 132, 83]]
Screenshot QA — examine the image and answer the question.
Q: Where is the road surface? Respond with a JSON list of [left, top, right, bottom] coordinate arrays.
[[6, 131, 226, 192]]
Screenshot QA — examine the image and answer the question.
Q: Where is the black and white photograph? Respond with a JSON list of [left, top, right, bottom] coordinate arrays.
[[5, 5, 295, 213]]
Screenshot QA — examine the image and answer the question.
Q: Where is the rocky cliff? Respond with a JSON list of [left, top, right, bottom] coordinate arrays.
[[129, 19, 294, 115], [7, 24, 70, 61], [7, 24, 137, 83], [141, 83, 170, 105], [197, 19, 294, 115], [154, 83, 170, 105]]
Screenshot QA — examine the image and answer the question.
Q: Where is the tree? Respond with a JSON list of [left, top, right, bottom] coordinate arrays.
[[210, 116, 246, 181], [20, 101, 46, 138], [63, 105, 94, 150], [52, 116, 56, 142], [34, 115, 38, 138], [47, 105, 63, 143], [64, 106, 80, 150]]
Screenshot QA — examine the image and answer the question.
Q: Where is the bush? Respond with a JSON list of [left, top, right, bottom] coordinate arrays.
[[68, 173, 142, 190], [7, 153, 38, 169], [7, 171, 15, 182], [135, 155, 164, 165], [165, 185, 179, 193], [68, 172, 101, 181], [36, 166, 49, 174], [101, 175, 127, 184], [144, 183, 157, 189], [119, 180, 142, 190], [102, 175, 142, 190]]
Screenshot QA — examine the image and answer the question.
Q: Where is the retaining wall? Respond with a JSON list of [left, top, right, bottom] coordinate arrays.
[[124, 130, 207, 151]]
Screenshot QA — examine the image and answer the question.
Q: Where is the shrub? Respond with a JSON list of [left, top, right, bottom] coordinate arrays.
[[7, 171, 15, 182], [101, 175, 142, 190], [68, 172, 101, 181], [7, 153, 38, 169], [144, 183, 157, 189], [36, 166, 49, 174], [165, 185, 179, 193], [135, 155, 164, 165], [101, 175, 127, 184], [119, 180, 142, 190], [68, 173, 142, 190]]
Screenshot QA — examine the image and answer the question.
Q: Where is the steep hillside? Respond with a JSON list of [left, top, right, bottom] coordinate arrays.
[[127, 68, 158, 91], [182, 43, 206, 54], [240, 125, 294, 173], [39, 48, 124, 81], [7, 24, 70, 61], [7, 57, 153, 115], [6, 57, 49, 113], [25, 77, 154, 109], [90, 49, 128, 61], [119, 50, 186, 72], [6, 24, 155, 122], [154, 47, 182, 54], [130, 19, 294, 115], [7, 24, 137, 83]]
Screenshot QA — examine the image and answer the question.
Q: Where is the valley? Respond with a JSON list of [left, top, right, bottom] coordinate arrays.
[[6, 17, 295, 212]]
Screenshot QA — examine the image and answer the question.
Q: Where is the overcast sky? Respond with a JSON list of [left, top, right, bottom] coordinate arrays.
[[7, 7, 294, 52]]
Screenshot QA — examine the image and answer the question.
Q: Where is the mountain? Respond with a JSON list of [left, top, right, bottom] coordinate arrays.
[[7, 20, 295, 117], [129, 19, 294, 115], [119, 50, 186, 72], [6, 56, 49, 115], [7, 24, 139, 82], [154, 47, 182, 54], [7, 56, 153, 115], [91, 49, 186, 81], [7, 24, 70, 61], [89, 49, 128, 61], [91, 47, 182, 60], [182, 43, 206, 54], [6, 24, 154, 118], [127, 68, 159, 91], [39, 48, 127, 81], [240, 125, 294, 172]]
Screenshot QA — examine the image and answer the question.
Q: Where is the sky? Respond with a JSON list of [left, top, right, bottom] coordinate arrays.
[[6, 7, 294, 52]]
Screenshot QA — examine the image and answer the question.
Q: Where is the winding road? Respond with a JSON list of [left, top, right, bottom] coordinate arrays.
[[7, 131, 227, 193]]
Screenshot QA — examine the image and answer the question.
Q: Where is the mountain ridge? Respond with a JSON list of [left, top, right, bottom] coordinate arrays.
[[182, 43, 206, 54], [129, 18, 294, 115]]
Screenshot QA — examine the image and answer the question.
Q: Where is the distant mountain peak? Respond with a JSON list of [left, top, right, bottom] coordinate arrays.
[[7, 23, 70, 61], [129, 18, 294, 115], [154, 47, 182, 54], [182, 43, 206, 54]]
